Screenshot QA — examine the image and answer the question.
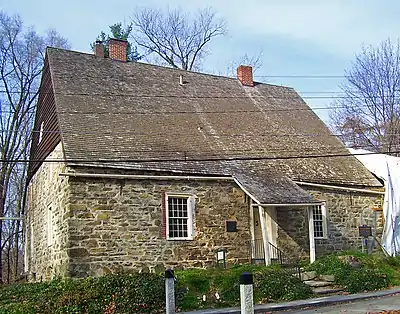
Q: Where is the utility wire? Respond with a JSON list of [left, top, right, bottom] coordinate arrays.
[[0, 102, 390, 115], [6, 150, 400, 163], [253, 75, 346, 78], [3, 129, 399, 140], [0, 90, 396, 101]]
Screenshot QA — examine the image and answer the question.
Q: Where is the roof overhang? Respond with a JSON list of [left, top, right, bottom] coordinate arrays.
[[251, 202, 323, 207]]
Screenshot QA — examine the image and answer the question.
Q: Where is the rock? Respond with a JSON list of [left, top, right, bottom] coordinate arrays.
[[304, 280, 332, 288], [67, 248, 89, 258], [338, 255, 361, 268], [319, 274, 335, 282], [301, 271, 317, 281], [313, 286, 343, 294]]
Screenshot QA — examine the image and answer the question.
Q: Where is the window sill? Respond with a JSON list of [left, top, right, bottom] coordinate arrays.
[[166, 237, 194, 241]]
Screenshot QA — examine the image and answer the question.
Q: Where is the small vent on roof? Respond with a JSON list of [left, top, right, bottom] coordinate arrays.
[[179, 75, 184, 85]]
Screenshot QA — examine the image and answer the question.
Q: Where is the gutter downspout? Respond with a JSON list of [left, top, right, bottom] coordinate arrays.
[[294, 181, 384, 195]]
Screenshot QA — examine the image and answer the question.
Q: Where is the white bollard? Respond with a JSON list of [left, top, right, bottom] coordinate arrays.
[[240, 272, 254, 314], [165, 269, 175, 314]]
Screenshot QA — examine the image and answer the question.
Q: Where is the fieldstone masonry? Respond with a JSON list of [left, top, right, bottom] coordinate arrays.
[[27, 144, 384, 279], [66, 176, 251, 277], [26, 143, 70, 280], [277, 187, 383, 260], [27, 149, 251, 279]]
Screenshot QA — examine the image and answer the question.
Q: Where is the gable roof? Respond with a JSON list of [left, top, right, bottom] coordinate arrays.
[[42, 47, 381, 188]]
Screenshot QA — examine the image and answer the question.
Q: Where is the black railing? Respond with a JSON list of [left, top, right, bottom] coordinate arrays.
[[250, 239, 302, 280], [250, 238, 265, 264]]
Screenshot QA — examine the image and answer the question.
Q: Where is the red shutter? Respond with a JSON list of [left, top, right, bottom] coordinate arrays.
[[161, 191, 166, 238]]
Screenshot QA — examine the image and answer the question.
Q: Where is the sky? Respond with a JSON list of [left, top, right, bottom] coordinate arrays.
[[2, 0, 400, 122]]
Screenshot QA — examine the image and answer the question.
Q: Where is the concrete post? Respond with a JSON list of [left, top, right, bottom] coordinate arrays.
[[165, 269, 175, 314], [240, 272, 254, 314]]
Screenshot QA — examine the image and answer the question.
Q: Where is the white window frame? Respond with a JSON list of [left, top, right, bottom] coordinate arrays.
[[47, 206, 53, 247], [312, 202, 328, 239], [166, 193, 195, 240]]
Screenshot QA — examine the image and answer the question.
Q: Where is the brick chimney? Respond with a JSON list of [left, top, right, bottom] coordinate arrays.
[[94, 41, 104, 58], [237, 65, 254, 87], [109, 38, 128, 62]]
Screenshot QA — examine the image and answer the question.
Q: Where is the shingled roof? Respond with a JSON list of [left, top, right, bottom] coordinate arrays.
[[41, 47, 380, 189]]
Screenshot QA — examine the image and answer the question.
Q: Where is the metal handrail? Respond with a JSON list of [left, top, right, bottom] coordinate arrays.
[[250, 239, 302, 280]]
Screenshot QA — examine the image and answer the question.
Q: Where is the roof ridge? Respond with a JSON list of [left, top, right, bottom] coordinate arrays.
[[45, 47, 295, 90]]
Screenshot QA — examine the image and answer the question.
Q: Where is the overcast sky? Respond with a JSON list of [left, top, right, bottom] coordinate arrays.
[[2, 0, 399, 121]]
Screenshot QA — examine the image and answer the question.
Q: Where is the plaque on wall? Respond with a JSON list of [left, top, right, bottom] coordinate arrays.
[[226, 220, 237, 232]]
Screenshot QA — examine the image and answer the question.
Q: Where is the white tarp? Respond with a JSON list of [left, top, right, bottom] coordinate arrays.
[[349, 149, 400, 256]]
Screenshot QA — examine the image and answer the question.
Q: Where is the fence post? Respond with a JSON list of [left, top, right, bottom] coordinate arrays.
[[165, 269, 175, 314], [240, 272, 254, 314]]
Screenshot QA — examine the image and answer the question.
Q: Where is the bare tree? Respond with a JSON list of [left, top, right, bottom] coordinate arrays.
[[131, 7, 227, 71], [0, 11, 69, 283], [330, 38, 400, 155], [222, 51, 264, 77]]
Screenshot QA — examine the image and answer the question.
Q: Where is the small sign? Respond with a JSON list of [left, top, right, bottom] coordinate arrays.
[[359, 225, 372, 237], [215, 248, 227, 269]]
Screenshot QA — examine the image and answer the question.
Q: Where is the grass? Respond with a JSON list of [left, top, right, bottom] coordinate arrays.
[[1, 252, 399, 313], [305, 251, 400, 293]]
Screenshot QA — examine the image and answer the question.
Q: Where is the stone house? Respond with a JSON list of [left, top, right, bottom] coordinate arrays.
[[26, 39, 384, 280]]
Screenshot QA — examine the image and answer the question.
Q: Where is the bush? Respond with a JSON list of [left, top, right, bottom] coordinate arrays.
[[306, 252, 393, 293], [175, 264, 313, 310], [255, 268, 312, 302], [342, 268, 389, 293], [305, 254, 352, 277], [0, 273, 165, 314]]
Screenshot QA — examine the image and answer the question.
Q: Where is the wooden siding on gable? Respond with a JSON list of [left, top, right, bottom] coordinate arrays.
[[28, 55, 62, 180]]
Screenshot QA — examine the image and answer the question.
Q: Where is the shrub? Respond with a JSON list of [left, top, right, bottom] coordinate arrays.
[[175, 264, 313, 310], [305, 254, 352, 278], [342, 268, 389, 293], [306, 252, 392, 293], [255, 268, 313, 302], [0, 273, 166, 314]]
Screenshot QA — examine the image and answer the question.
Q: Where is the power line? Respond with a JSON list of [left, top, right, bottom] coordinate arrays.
[[2, 129, 399, 141], [253, 75, 346, 79], [0, 102, 390, 115], [0, 90, 350, 95], [4, 146, 363, 157], [6, 150, 400, 163], [0, 90, 397, 101]]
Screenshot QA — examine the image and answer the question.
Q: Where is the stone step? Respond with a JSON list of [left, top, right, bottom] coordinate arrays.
[[312, 286, 344, 295], [319, 274, 335, 282], [300, 271, 317, 281], [304, 280, 333, 288]]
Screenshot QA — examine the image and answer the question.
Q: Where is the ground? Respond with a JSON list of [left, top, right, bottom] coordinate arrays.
[[287, 293, 400, 314]]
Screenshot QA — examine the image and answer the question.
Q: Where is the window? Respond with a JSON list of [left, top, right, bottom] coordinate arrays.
[[312, 202, 327, 239], [166, 195, 195, 240], [47, 206, 53, 246]]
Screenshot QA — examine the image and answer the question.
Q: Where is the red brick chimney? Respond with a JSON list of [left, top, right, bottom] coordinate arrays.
[[237, 65, 254, 87], [94, 41, 104, 58], [109, 38, 128, 62]]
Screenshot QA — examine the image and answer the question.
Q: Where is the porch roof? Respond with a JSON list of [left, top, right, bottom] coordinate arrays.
[[233, 170, 319, 205]]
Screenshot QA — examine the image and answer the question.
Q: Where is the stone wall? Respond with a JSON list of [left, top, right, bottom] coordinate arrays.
[[26, 142, 70, 280], [277, 187, 383, 260], [66, 175, 251, 277], [276, 207, 309, 259]]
